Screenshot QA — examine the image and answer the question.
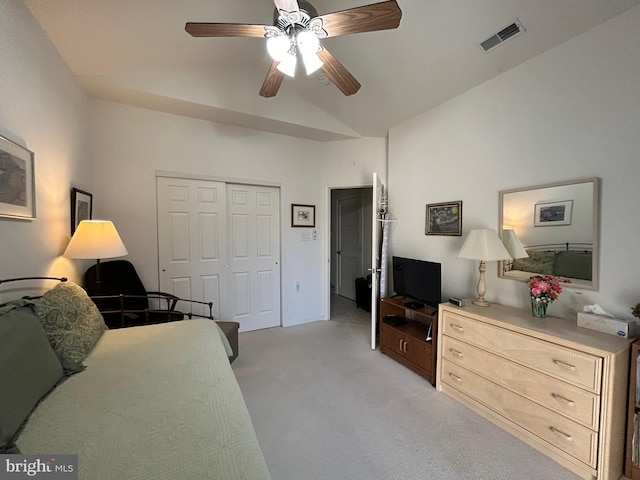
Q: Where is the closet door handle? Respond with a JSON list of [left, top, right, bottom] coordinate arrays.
[[552, 393, 576, 407], [553, 359, 577, 371]]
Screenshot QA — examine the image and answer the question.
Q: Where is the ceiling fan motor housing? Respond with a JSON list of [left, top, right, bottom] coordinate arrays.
[[296, 0, 319, 17], [273, 0, 318, 30]]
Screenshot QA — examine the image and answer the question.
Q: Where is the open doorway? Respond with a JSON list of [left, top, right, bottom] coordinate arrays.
[[329, 187, 373, 316]]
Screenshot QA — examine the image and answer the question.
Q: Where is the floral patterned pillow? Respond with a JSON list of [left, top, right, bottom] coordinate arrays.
[[512, 250, 556, 275], [32, 281, 106, 373]]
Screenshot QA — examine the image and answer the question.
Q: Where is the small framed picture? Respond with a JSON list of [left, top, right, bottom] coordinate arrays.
[[0, 135, 35, 220], [425, 201, 462, 236], [534, 200, 573, 226], [71, 188, 93, 234], [291, 204, 315, 228]]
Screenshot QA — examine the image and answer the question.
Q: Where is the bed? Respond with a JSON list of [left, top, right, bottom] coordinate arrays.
[[511, 242, 593, 281], [0, 279, 270, 480]]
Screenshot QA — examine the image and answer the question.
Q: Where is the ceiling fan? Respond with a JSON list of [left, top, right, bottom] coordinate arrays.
[[185, 0, 402, 98]]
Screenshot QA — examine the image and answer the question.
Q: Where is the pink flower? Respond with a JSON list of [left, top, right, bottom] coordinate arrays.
[[528, 275, 569, 303]]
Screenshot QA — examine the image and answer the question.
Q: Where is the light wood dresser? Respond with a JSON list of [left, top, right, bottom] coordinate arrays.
[[436, 302, 632, 480]]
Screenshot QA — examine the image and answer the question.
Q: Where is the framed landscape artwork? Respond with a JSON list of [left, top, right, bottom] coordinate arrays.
[[71, 188, 93, 234], [425, 201, 462, 236], [291, 204, 315, 228], [534, 200, 573, 226], [0, 135, 35, 220]]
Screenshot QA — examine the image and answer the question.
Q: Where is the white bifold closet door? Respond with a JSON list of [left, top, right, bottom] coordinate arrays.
[[157, 176, 281, 332]]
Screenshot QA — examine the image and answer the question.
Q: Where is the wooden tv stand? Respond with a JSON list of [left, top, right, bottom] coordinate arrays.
[[379, 296, 438, 385]]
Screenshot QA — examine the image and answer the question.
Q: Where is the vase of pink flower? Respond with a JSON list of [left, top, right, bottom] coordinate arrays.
[[528, 275, 569, 318]]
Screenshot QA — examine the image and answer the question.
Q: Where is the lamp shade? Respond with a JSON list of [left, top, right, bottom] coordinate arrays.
[[276, 53, 297, 77], [501, 228, 529, 260], [296, 30, 319, 56], [302, 52, 323, 75], [458, 229, 512, 262], [64, 220, 128, 259], [266, 34, 291, 62]]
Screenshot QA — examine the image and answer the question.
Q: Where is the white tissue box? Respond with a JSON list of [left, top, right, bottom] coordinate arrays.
[[577, 312, 640, 338]]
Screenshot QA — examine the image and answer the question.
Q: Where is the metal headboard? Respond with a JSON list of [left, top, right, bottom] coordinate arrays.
[[524, 242, 592, 253], [0, 277, 68, 307], [0, 276, 68, 286]]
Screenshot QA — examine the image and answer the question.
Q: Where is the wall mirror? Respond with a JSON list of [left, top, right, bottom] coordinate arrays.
[[499, 177, 600, 290]]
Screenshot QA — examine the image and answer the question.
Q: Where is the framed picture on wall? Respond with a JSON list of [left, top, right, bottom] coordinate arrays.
[[71, 188, 93, 234], [291, 204, 315, 228], [0, 135, 35, 220], [425, 201, 462, 236], [534, 200, 573, 226]]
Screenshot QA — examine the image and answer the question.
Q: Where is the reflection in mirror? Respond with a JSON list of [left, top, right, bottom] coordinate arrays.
[[499, 178, 600, 290]]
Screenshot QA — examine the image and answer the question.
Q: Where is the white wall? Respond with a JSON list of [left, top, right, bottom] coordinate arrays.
[[89, 100, 386, 327], [0, 1, 91, 300], [388, 6, 640, 320]]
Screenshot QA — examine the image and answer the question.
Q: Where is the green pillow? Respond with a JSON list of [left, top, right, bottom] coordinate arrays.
[[32, 282, 107, 373], [0, 302, 64, 452], [553, 251, 592, 281]]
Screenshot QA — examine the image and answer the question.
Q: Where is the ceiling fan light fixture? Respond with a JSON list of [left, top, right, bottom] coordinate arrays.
[[186, 0, 403, 97], [302, 51, 323, 75], [296, 29, 320, 56], [266, 34, 291, 62], [276, 53, 297, 77]]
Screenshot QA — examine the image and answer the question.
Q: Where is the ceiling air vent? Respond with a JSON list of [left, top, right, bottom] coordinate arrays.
[[479, 19, 525, 52]]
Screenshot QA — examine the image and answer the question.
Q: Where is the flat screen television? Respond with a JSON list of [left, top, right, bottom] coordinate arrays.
[[392, 256, 441, 308]]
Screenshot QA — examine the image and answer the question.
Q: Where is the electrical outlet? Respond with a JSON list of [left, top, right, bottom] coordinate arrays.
[[295, 281, 300, 293]]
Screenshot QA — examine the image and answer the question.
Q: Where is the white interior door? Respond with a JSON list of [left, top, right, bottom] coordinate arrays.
[[336, 196, 363, 300], [371, 172, 384, 350], [157, 177, 228, 319], [227, 184, 281, 332], [157, 176, 280, 332]]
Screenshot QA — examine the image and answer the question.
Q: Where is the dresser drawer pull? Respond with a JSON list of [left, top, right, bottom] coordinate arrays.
[[550, 427, 573, 442], [448, 372, 463, 383], [449, 348, 464, 357], [399, 339, 403, 351], [553, 359, 577, 371], [449, 323, 465, 333], [551, 393, 576, 407]]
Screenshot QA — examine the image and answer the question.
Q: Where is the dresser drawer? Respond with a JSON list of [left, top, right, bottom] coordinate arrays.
[[442, 311, 602, 393], [441, 359, 598, 468], [441, 336, 600, 429]]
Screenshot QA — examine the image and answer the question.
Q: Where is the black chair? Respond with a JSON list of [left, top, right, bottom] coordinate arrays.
[[84, 260, 212, 329]]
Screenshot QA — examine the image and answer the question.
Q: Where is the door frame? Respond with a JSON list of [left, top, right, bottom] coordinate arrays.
[[324, 183, 373, 320]]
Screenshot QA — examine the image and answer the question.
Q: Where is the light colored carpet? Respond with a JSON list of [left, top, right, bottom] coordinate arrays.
[[233, 297, 582, 480]]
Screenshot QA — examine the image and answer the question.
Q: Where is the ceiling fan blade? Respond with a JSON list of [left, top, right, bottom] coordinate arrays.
[[273, 0, 300, 12], [317, 48, 361, 96], [317, 0, 402, 38], [185, 23, 267, 38], [260, 61, 285, 97]]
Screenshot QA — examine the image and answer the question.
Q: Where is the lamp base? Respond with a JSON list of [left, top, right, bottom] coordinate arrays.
[[473, 260, 490, 307], [472, 298, 490, 307]]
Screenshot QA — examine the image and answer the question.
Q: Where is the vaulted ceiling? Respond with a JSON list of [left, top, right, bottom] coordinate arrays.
[[25, 0, 640, 141]]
